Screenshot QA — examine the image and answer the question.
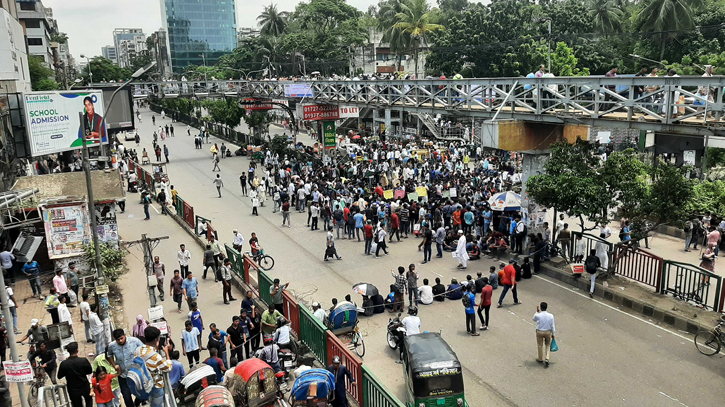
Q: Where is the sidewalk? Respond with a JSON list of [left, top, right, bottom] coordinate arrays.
[[8, 279, 99, 407]]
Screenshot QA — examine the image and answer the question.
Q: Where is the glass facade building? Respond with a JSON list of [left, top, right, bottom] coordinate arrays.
[[160, 0, 237, 73]]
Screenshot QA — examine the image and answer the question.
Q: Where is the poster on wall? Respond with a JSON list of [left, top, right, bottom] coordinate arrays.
[[41, 203, 92, 259], [23, 90, 107, 157], [94, 202, 119, 246]]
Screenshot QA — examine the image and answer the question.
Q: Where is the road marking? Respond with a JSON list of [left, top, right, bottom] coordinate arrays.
[[659, 392, 690, 407], [151, 204, 159, 214], [533, 274, 697, 343]]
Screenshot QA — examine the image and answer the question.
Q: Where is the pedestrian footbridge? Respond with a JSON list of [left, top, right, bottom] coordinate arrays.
[[133, 76, 725, 137]]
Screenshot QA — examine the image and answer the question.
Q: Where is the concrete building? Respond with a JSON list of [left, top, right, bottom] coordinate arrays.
[[237, 27, 260, 42], [349, 27, 427, 76], [16, 0, 54, 69], [112, 28, 146, 68], [0, 0, 30, 93], [160, 0, 237, 72], [102, 45, 117, 64], [149, 29, 172, 79]]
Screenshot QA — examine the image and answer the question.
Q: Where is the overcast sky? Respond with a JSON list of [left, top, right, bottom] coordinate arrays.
[[42, 0, 378, 61]]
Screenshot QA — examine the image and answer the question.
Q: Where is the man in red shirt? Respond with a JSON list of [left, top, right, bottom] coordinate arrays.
[[497, 259, 521, 308], [478, 278, 493, 330], [281, 201, 291, 228], [364, 220, 374, 255], [389, 211, 400, 242]]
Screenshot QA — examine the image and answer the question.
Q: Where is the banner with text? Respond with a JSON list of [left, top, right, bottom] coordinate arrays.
[[23, 90, 107, 157], [41, 203, 92, 259], [303, 104, 340, 121], [284, 83, 314, 98], [323, 121, 337, 149]]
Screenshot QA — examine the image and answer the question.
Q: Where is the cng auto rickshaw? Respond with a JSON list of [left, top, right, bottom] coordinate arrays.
[[401, 333, 467, 407]]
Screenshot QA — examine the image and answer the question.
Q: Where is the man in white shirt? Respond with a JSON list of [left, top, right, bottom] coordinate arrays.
[[89, 303, 106, 356], [599, 223, 612, 239], [1, 250, 15, 284], [177, 244, 191, 278], [5, 285, 18, 333], [312, 302, 327, 323], [417, 279, 434, 305], [232, 230, 245, 252], [533, 302, 556, 367], [79, 293, 91, 342]]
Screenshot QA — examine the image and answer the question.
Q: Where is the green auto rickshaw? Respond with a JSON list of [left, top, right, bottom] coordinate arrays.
[[401, 333, 467, 407]]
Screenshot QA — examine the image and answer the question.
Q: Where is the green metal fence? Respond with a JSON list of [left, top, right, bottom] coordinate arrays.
[[661, 260, 723, 312], [175, 195, 184, 217], [258, 269, 274, 306], [299, 304, 328, 363], [224, 244, 244, 281], [362, 365, 406, 407]]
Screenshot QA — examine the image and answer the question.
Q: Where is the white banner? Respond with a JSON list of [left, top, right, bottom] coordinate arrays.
[[3, 360, 33, 382], [284, 84, 313, 98], [41, 203, 92, 259], [339, 106, 359, 118], [23, 90, 107, 157]]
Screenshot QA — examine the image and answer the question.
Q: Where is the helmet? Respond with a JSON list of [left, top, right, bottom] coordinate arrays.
[[407, 306, 418, 316], [276, 316, 288, 327], [332, 355, 341, 364], [263, 334, 274, 345]]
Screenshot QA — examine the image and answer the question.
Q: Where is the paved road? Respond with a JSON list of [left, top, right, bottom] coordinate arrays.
[[116, 107, 725, 407]]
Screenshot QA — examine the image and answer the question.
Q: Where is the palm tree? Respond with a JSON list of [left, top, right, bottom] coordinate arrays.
[[257, 3, 289, 37], [635, 0, 704, 60], [589, 0, 624, 35], [394, 0, 444, 77], [378, 0, 410, 72], [258, 36, 283, 76]]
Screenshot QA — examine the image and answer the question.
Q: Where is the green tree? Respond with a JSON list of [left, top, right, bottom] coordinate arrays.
[[50, 32, 68, 44], [394, 0, 444, 77], [81, 57, 132, 83], [551, 42, 590, 76], [589, 0, 624, 35], [378, 0, 410, 71], [635, 0, 705, 60], [28, 55, 59, 90], [203, 98, 245, 129], [258, 3, 289, 37]]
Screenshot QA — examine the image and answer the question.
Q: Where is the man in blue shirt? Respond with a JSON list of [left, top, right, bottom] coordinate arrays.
[[22, 260, 42, 299], [107, 329, 144, 407], [182, 272, 199, 310], [169, 350, 185, 390], [353, 211, 365, 242], [464, 285, 478, 336], [204, 347, 226, 382]]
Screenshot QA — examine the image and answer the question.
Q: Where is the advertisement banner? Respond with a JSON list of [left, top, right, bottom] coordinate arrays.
[[3, 360, 33, 382], [241, 98, 273, 110], [323, 121, 336, 149], [94, 202, 119, 246], [303, 104, 340, 121], [284, 83, 313, 98], [41, 203, 92, 259], [339, 106, 359, 118], [23, 90, 107, 157]]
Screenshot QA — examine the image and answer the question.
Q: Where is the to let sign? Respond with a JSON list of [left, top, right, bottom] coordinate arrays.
[[3, 360, 33, 382], [323, 121, 337, 149], [303, 104, 340, 121], [339, 106, 359, 118]]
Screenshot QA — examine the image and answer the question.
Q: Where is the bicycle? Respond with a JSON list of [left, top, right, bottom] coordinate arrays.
[[694, 316, 725, 356], [246, 250, 275, 271], [338, 322, 366, 358], [28, 355, 47, 407], [668, 271, 709, 307]]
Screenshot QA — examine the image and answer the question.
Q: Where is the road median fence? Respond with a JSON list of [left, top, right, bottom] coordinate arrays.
[[142, 167, 404, 406]]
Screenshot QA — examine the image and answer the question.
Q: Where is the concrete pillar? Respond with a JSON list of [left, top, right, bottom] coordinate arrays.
[[385, 109, 392, 137]]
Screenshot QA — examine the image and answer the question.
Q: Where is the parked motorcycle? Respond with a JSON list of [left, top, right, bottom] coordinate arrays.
[[386, 313, 405, 350]]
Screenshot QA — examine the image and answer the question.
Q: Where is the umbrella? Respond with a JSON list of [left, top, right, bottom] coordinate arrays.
[[352, 135, 361, 140], [310, 71, 321, 75], [352, 283, 379, 297], [488, 191, 522, 211]]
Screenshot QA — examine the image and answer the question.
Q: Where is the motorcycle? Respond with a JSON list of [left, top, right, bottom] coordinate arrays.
[[386, 313, 406, 350]]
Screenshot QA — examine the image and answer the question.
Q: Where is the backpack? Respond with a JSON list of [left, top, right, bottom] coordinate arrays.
[[126, 350, 158, 400], [461, 292, 471, 308], [585, 256, 599, 274]]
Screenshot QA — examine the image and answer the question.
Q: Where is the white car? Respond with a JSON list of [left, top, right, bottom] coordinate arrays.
[[123, 129, 137, 141]]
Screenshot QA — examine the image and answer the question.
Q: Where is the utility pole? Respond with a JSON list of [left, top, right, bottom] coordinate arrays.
[[80, 112, 104, 280], [0, 265, 30, 407], [122, 234, 169, 308]]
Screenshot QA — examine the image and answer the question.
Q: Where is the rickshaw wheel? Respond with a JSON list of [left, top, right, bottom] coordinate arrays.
[[354, 332, 366, 357]]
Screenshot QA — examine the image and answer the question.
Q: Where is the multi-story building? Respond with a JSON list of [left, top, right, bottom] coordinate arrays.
[[160, 0, 237, 73], [237, 27, 260, 43], [16, 0, 54, 69], [112, 28, 145, 68], [149, 29, 172, 79], [0, 0, 30, 93], [102, 45, 117, 64]]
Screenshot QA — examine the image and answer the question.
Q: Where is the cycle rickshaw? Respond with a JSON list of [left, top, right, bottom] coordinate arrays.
[[327, 302, 365, 357]]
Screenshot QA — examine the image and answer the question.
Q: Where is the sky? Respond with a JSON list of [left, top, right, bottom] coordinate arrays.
[[42, 0, 378, 61]]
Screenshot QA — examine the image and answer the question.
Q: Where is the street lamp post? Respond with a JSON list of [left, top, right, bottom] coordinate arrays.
[[82, 61, 157, 282], [80, 54, 93, 85], [200, 53, 207, 82]]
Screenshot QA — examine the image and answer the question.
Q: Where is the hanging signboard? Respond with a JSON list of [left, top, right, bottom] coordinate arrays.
[[303, 104, 340, 121], [323, 121, 337, 149], [241, 98, 273, 110], [284, 83, 313, 98], [41, 203, 92, 259], [23, 90, 107, 157], [339, 106, 359, 118], [3, 360, 33, 382]]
